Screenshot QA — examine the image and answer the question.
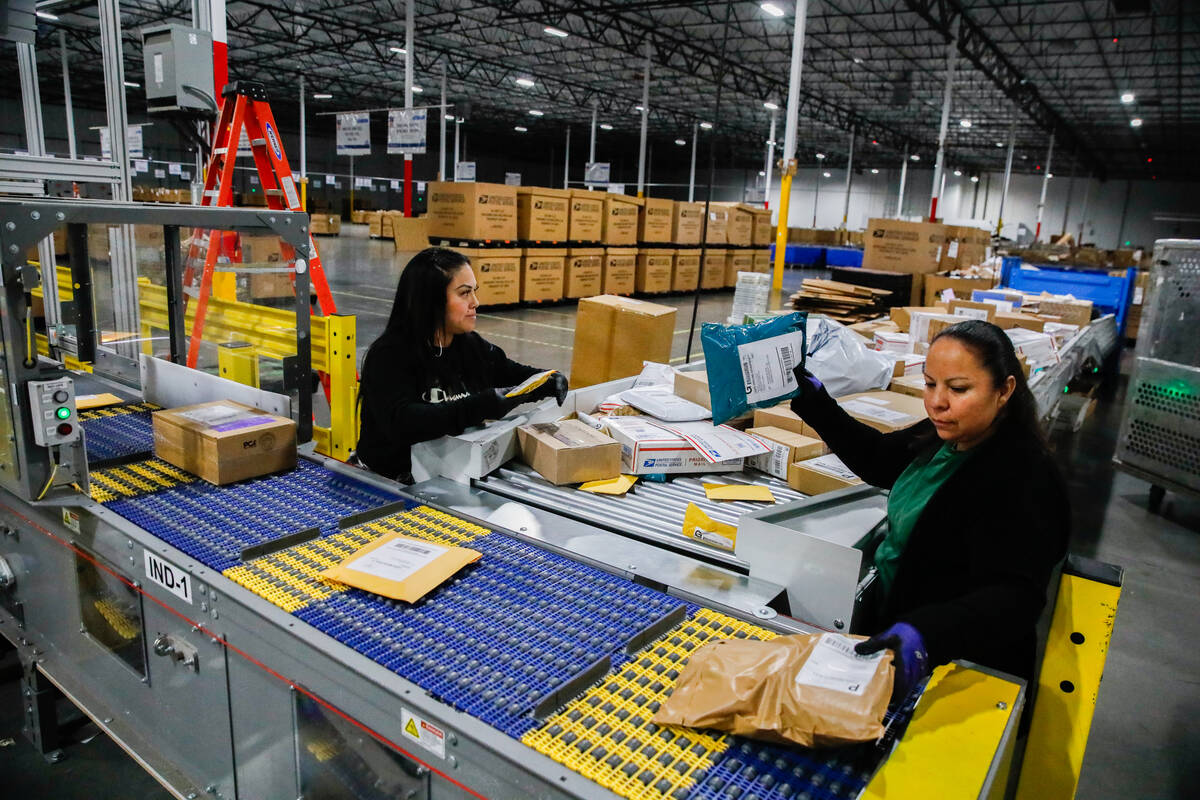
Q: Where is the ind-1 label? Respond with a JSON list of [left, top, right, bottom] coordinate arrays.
[[144, 551, 193, 604]]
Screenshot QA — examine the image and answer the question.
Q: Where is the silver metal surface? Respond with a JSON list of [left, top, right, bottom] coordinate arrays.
[[737, 485, 887, 630], [408, 475, 797, 622], [1114, 240, 1200, 497], [140, 353, 291, 418], [1028, 314, 1119, 420], [477, 462, 804, 570], [0, 153, 125, 184]]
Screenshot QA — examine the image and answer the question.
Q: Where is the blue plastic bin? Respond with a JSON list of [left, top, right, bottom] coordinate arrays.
[[999, 259, 1137, 336]]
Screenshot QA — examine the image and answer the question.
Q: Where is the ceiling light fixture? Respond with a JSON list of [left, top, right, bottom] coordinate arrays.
[[853, 57, 863, 64], [600, 123, 614, 130], [675, 138, 686, 146], [971, 176, 979, 183], [1047, 173, 1053, 178], [411, 86, 423, 93], [760, 3, 786, 18], [1130, 118, 1143, 128], [389, 46, 406, 54], [514, 126, 528, 132], [870, 168, 879, 174], [815, 152, 826, 160], [959, 119, 972, 128], [313, 93, 332, 99], [758, 171, 766, 177], [823, 171, 831, 178], [544, 26, 569, 38], [634, 105, 645, 112], [445, 114, 455, 120], [36, 10, 58, 20], [953, 169, 962, 176], [699, 121, 713, 129], [763, 101, 779, 110], [529, 109, 545, 116], [910, 154, 920, 161], [124, 81, 140, 88], [515, 77, 536, 88], [995, 141, 1004, 147], [1120, 92, 1135, 104]]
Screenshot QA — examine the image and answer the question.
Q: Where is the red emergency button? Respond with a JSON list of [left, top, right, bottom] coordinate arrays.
[[57, 423, 73, 436]]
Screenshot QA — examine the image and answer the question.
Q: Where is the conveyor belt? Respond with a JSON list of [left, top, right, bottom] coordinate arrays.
[[79, 402, 160, 465]]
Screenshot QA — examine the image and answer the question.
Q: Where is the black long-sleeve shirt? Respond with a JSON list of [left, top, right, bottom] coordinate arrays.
[[356, 332, 540, 481], [791, 387, 1070, 683]]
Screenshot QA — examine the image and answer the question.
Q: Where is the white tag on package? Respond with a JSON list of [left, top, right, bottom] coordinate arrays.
[[737, 331, 803, 405], [342, 538, 448, 582], [794, 633, 886, 696], [654, 421, 770, 463]]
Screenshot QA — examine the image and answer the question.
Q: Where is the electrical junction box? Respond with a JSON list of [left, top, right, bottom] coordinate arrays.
[[142, 24, 215, 113], [27, 378, 79, 446]]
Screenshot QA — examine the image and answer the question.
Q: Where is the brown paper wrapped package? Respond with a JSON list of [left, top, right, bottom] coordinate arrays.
[[652, 633, 893, 748]]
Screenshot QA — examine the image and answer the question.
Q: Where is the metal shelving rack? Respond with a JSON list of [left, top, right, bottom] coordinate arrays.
[[1113, 239, 1200, 512]]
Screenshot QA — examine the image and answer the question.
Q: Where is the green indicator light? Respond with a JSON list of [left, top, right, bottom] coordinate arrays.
[[55, 407, 71, 420]]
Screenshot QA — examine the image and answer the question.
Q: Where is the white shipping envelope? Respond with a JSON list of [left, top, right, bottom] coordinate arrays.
[[651, 420, 770, 463], [620, 387, 711, 422]]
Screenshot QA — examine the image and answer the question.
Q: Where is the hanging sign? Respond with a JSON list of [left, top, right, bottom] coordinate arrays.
[[337, 113, 372, 156], [607, 183, 625, 194], [387, 108, 427, 155], [325, 174, 336, 184], [585, 162, 611, 183], [99, 125, 146, 159], [99, 127, 111, 159], [154, 168, 166, 179], [181, 170, 191, 180], [133, 159, 149, 173], [168, 162, 182, 175], [390, 180, 401, 190], [456, 162, 476, 182], [504, 172, 521, 186]]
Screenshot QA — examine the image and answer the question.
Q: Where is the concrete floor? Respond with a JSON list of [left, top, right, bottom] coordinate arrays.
[[2, 223, 1197, 797]]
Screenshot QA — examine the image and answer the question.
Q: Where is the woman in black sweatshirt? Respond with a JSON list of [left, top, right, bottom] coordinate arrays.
[[790, 320, 1069, 700], [356, 247, 567, 482]]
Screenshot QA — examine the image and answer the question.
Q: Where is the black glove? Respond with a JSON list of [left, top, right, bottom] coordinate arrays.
[[855, 622, 930, 703], [491, 388, 525, 417], [789, 366, 827, 412], [526, 371, 569, 406]]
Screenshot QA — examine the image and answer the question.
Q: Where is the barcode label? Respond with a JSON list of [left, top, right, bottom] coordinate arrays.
[[737, 331, 803, 405], [342, 536, 449, 583]]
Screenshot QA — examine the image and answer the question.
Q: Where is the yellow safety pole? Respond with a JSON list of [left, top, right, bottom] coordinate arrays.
[[772, 162, 795, 292], [300, 177, 308, 212]]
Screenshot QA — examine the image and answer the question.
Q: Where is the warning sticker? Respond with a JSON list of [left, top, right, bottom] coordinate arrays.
[[401, 708, 446, 759]]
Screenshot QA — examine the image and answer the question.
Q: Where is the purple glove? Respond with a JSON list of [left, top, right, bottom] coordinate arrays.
[[789, 367, 825, 412], [855, 622, 930, 701]]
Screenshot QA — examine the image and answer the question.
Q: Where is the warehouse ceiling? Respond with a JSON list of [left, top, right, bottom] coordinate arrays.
[[12, 0, 1200, 180]]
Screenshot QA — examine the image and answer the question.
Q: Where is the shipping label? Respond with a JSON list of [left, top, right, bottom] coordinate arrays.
[[737, 331, 803, 405], [794, 634, 885, 696]]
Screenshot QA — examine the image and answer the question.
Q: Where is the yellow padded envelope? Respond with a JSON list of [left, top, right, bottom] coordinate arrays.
[[579, 474, 639, 495], [506, 370, 558, 398], [703, 483, 776, 502], [76, 392, 125, 410], [321, 533, 481, 603]]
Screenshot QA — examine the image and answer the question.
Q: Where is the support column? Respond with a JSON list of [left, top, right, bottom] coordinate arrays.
[[403, 0, 414, 217], [1060, 163, 1076, 241], [563, 125, 571, 189], [1077, 174, 1092, 245], [688, 121, 698, 202], [970, 175, 981, 218], [59, 30, 77, 159], [763, 111, 776, 210], [588, 102, 598, 186], [99, 0, 138, 353], [299, 76, 307, 211], [930, 17, 960, 221], [772, 0, 809, 291], [996, 118, 1016, 237], [1115, 180, 1133, 248], [439, 63, 447, 181], [1034, 132, 1055, 241], [812, 168, 820, 227], [636, 39, 651, 197], [896, 146, 909, 217], [453, 119, 461, 181], [841, 126, 855, 228]]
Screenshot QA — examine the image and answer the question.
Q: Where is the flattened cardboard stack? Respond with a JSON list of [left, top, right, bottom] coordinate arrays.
[[790, 278, 892, 323]]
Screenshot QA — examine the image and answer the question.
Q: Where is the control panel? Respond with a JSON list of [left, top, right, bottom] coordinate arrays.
[[27, 378, 80, 446]]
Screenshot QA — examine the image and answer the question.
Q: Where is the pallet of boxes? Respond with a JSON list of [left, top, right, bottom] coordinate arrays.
[[426, 181, 522, 308], [309, 211, 341, 236]]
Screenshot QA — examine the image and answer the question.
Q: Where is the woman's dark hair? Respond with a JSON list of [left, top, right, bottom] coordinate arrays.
[[930, 319, 1046, 447], [381, 247, 471, 348]]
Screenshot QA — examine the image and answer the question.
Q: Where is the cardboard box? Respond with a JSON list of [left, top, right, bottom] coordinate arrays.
[[391, 216, 430, 251], [239, 234, 284, 265], [993, 312, 1046, 332], [517, 420, 621, 484], [705, 206, 729, 245], [948, 299, 997, 322], [909, 311, 961, 347], [672, 202, 704, 245], [569, 190, 605, 242], [380, 211, 399, 239], [822, 391, 928, 434], [636, 248, 674, 293], [1036, 297, 1093, 327], [310, 213, 341, 235], [517, 187, 571, 242], [639, 197, 675, 243], [427, 181, 518, 241], [701, 249, 726, 289], [350, 210, 367, 224], [569, 295, 676, 387], [605, 415, 742, 474], [940, 225, 992, 270], [863, 218, 947, 275], [752, 404, 808, 437], [602, 194, 643, 246], [724, 250, 754, 287], [788, 454, 863, 495], [521, 248, 566, 302], [673, 369, 710, 410], [153, 400, 297, 485], [365, 211, 384, 237], [565, 247, 604, 298], [746, 426, 827, 480], [603, 247, 638, 295], [888, 373, 926, 398], [454, 247, 521, 306], [923, 272, 994, 305], [889, 305, 948, 332], [719, 203, 755, 246], [673, 250, 701, 292], [752, 250, 771, 273], [751, 208, 773, 246]]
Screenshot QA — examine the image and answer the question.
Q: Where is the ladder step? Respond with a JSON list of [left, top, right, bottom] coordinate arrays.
[[251, 139, 267, 147], [266, 189, 283, 197], [214, 147, 229, 155]]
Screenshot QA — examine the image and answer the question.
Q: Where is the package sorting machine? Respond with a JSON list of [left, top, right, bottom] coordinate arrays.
[[0, 199, 1025, 800]]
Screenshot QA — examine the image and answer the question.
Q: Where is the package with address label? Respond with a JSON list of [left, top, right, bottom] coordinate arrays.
[[321, 533, 481, 603], [700, 312, 808, 426], [153, 400, 296, 485], [653, 632, 894, 748], [517, 419, 621, 485]]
